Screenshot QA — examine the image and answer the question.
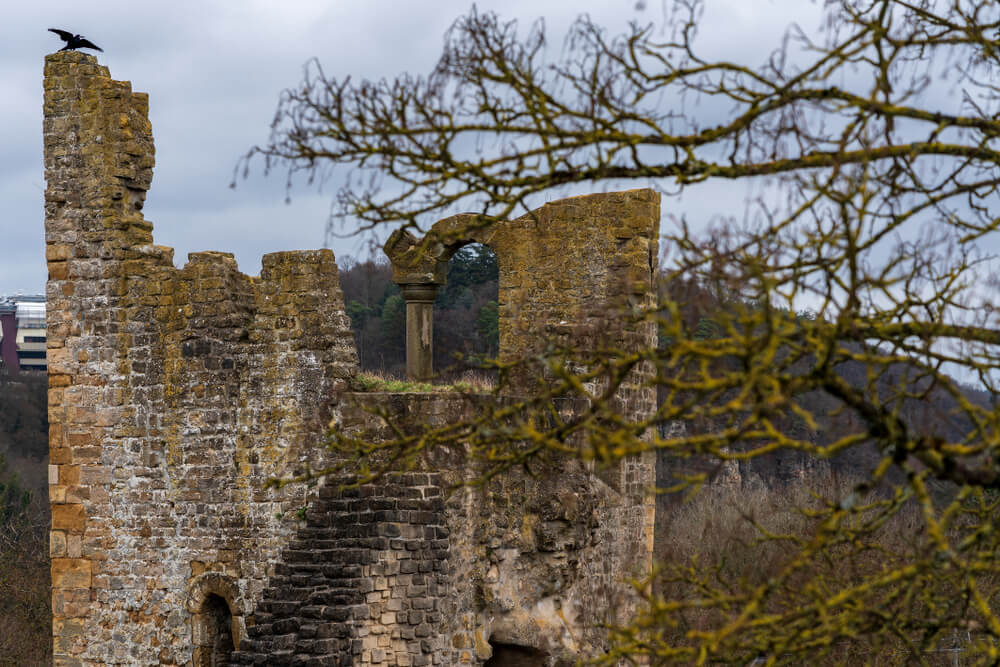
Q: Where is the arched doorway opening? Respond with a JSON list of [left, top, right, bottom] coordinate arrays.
[[485, 639, 549, 666], [187, 572, 243, 667], [195, 593, 235, 666], [433, 242, 499, 383], [384, 217, 501, 382]]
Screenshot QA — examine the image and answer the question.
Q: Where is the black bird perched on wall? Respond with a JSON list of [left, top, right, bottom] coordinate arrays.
[[49, 29, 103, 52]]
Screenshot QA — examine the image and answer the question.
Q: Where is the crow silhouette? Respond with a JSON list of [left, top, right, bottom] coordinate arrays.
[[49, 29, 103, 52]]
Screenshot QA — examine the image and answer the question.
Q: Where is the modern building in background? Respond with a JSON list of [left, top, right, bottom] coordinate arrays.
[[0, 295, 46, 373]]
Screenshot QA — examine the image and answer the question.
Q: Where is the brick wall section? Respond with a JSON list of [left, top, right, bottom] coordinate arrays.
[[44, 51, 358, 665]]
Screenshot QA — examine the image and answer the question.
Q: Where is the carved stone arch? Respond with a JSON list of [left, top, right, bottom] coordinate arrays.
[[384, 213, 496, 286], [385, 214, 500, 380], [186, 572, 245, 666], [385, 190, 660, 389]]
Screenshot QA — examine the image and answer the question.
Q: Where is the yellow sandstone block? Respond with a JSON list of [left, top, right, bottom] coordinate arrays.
[[51, 558, 92, 589], [46, 243, 74, 261], [51, 503, 87, 534]]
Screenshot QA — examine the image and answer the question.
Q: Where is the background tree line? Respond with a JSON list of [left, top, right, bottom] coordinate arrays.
[[0, 373, 51, 664]]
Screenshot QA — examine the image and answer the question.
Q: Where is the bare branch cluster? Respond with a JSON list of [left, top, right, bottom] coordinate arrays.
[[251, 0, 1000, 661]]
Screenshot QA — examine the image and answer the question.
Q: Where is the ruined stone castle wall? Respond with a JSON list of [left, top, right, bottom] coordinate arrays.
[[236, 186, 666, 665], [386, 191, 661, 610], [44, 52, 358, 665], [386, 190, 659, 383], [45, 51, 657, 667]]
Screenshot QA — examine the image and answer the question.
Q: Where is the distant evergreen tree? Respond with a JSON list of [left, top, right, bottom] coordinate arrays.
[[434, 244, 498, 374], [435, 244, 498, 308], [476, 301, 499, 356]]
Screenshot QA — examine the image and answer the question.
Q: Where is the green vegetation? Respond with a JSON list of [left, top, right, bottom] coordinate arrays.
[[0, 375, 51, 663], [0, 374, 49, 461], [0, 454, 31, 525], [0, 451, 50, 665], [650, 474, 984, 663]]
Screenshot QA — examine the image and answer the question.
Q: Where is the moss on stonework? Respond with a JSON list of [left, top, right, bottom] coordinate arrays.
[[353, 371, 494, 393]]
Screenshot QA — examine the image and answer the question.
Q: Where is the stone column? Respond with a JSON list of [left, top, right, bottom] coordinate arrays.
[[400, 284, 439, 381]]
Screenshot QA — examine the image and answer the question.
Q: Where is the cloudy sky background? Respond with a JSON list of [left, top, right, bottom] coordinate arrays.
[[3, 1, 825, 296]]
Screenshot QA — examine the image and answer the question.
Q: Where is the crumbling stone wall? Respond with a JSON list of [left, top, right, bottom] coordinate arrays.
[[231, 467, 452, 665], [385, 189, 659, 484], [233, 392, 652, 665], [386, 192, 660, 622], [44, 51, 358, 665], [45, 51, 656, 666]]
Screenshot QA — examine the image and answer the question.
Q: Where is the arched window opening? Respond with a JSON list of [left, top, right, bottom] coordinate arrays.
[[193, 593, 235, 667], [434, 243, 498, 383], [485, 639, 549, 666]]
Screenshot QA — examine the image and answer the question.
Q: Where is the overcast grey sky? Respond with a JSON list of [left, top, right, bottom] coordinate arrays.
[[2, 1, 820, 296]]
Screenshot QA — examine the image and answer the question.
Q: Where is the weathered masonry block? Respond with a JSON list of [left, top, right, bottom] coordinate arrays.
[[45, 51, 657, 666]]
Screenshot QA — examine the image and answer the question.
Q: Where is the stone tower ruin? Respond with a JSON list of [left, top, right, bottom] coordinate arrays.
[[44, 51, 658, 666]]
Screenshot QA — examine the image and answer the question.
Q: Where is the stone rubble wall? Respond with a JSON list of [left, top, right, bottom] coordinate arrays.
[[386, 191, 661, 630], [44, 51, 358, 665], [385, 188, 660, 494], [308, 393, 653, 665]]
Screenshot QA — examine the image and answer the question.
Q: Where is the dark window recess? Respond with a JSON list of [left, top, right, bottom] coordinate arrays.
[[18, 350, 46, 359], [23, 336, 46, 343]]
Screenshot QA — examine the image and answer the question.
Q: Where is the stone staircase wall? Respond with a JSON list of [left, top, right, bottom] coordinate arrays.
[[232, 473, 449, 666]]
